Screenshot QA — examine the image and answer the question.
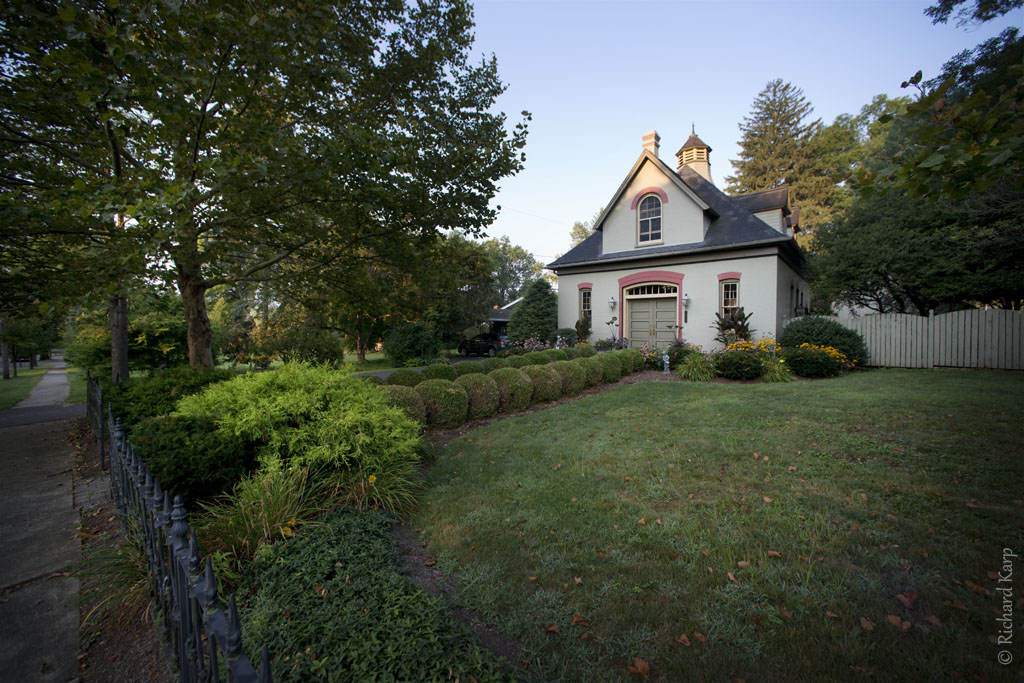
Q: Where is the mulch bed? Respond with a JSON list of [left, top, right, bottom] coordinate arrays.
[[70, 418, 172, 683]]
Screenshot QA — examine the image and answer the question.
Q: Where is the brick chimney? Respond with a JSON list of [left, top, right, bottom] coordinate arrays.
[[642, 130, 660, 157]]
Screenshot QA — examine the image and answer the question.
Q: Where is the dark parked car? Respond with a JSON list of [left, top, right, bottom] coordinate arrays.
[[457, 333, 507, 357]]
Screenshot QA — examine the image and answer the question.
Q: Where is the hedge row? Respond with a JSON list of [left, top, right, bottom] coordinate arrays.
[[377, 346, 644, 430]]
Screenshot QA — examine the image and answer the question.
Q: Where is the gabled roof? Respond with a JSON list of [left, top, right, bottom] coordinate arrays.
[[732, 186, 791, 214], [548, 156, 799, 271], [488, 297, 523, 322]]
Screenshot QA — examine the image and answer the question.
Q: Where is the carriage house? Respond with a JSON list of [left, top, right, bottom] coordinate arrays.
[[547, 130, 810, 350]]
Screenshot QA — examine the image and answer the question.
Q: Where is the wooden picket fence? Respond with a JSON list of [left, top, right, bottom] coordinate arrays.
[[831, 309, 1023, 369]]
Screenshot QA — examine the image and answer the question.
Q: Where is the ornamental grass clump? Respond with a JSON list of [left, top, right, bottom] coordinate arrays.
[[455, 373, 499, 420], [783, 343, 855, 378], [547, 360, 586, 396], [414, 379, 469, 429], [489, 368, 533, 413], [675, 353, 716, 382], [521, 364, 562, 403]]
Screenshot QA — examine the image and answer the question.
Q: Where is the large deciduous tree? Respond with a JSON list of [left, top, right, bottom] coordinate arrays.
[[482, 236, 543, 304], [0, 0, 528, 369]]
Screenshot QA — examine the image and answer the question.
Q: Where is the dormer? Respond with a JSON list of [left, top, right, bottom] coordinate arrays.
[[732, 186, 795, 236]]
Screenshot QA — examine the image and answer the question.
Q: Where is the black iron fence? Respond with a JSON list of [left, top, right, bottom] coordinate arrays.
[[87, 375, 272, 682]]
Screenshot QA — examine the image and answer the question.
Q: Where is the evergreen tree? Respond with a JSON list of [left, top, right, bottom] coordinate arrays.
[[507, 279, 557, 343]]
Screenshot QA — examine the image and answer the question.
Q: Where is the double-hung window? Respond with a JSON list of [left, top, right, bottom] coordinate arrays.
[[638, 195, 662, 244], [720, 280, 739, 316]]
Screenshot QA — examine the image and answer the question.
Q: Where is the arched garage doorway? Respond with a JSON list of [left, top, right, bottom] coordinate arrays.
[[625, 283, 678, 348]]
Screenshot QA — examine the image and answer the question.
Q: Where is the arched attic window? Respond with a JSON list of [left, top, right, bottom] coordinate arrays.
[[637, 194, 662, 244]]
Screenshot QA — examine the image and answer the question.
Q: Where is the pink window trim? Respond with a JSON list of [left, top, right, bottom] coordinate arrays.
[[717, 271, 742, 281], [629, 187, 669, 210], [616, 270, 685, 341], [577, 282, 593, 290]]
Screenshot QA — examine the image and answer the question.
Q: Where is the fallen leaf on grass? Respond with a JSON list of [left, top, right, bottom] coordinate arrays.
[[637, 517, 646, 525], [780, 607, 792, 619], [763, 496, 773, 503], [925, 615, 942, 626], [886, 513, 899, 521], [737, 561, 749, 569], [727, 572, 737, 582], [965, 580, 984, 592], [826, 611, 840, 618], [678, 633, 691, 646], [574, 577, 583, 585], [670, 552, 679, 560], [528, 576, 538, 582], [943, 600, 968, 611], [571, 613, 590, 626], [545, 624, 560, 634], [693, 631, 708, 642], [628, 657, 650, 677], [860, 617, 874, 631], [896, 591, 918, 609], [424, 557, 437, 567], [701, 548, 709, 557], [788, 466, 797, 471], [901, 621, 912, 632], [580, 632, 591, 639], [887, 615, 902, 626], [767, 550, 782, 558]]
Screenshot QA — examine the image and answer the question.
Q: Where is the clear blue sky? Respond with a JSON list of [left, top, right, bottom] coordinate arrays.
[[466, 0, 1021, 267]]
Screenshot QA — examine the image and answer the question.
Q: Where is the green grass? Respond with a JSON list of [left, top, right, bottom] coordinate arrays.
[[413, 370, 1024, 682], [0, 366, 49, 410], [66, 366, 87, 403]]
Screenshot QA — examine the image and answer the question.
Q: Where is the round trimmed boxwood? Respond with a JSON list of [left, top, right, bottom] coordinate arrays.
[[380, 384, 427, 425], [419, 364, 457, 381], [562, 347, 580, 360], [779, 316, 869, 366], [385, 368, 422, 387], [454, 373, 499, 420], [542, 349, 568, 363], [548, 360, 586, 396], [489, 368, 533, 413], [597, 352, 623, 382], [577, 356, 604, 387], [715, 349, 765, 380], [505, 355, 532, 369], [414, 379, 468, 429], [521, 351, 547, 366], [618, 349, 643, 373], [359, 374, 384, 385], [481, 357, 508, 372], [521, 365, 562, 402], [575, 343, 597, 358], [782, 346, 846, 378], [454, 362, 485, 376]]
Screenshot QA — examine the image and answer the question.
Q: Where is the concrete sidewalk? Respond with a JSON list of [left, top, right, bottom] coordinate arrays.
[[0, 358, 90, 682]]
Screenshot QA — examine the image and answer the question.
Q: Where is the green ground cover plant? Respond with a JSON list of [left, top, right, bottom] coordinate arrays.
[[413, 370, 1024, 682], [240, 507, 512, 682], [0, 366, 49, 409]]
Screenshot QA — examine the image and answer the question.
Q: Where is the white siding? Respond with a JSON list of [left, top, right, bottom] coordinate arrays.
[[754, 209, 783, 232], [600, 160, 706, 254]]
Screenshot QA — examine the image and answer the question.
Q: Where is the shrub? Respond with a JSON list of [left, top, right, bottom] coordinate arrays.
[[621, 348, 644, 373], [107, 366, 233, 429], [549, 327, 578, 347], [783, 344, 854, 378], [132, 415, 255, 507], [779, 317, 868, 366], [597, 353, 622, 382], [380, 385, 427, 425], [667, 342, 697, 368], [548, 360, 586, 396], [577, 356, 604, 387], [521, 351, 547, 366], [761, 356, 794, 383], [505, 355, 532, 369], [385, 368, 422, 387], [542, 348, 568, 363], [508, 279, 557, 343], [384, 322, 441, 366], [574, 343, 597, 357], [712, 307, 755, 346], [481, 357, 508, 372], [419, 364, 457, 381], [715, 349, 765, 380], [521, 365, 562, 403], [454, 362, 485, 376], [197, 466, 328, 569], [454, 373, 499, 421], [574, 317, 592, 344], [563, 347, 580, 360], [414, 379, 468, 429], [675, 353, 716, 382], [240, 508, 509, 683], [489, 368, 533, 413], [174, 363, 422, 487], [358, 374, 384, 385]]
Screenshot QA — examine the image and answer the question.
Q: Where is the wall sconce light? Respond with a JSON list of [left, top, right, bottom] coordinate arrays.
[[607, 296, 616, 309], [681, 294, 691, 308]]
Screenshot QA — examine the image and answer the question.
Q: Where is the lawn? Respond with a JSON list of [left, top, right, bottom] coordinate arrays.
[[66, 366, 87, 403], [0, 366, 49, 410], [413, 369, 1024, 682]]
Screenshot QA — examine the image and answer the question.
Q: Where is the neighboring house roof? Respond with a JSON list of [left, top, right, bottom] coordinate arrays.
[[548, 154, 802, 271], [488, 297, 523, 321]]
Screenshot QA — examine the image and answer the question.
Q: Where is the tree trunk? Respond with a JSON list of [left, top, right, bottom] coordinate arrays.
[[1, 312, 9, 380], [178, 269, 214, 369], [29, 354, 36, 369], [110, 295, 130, 383]]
